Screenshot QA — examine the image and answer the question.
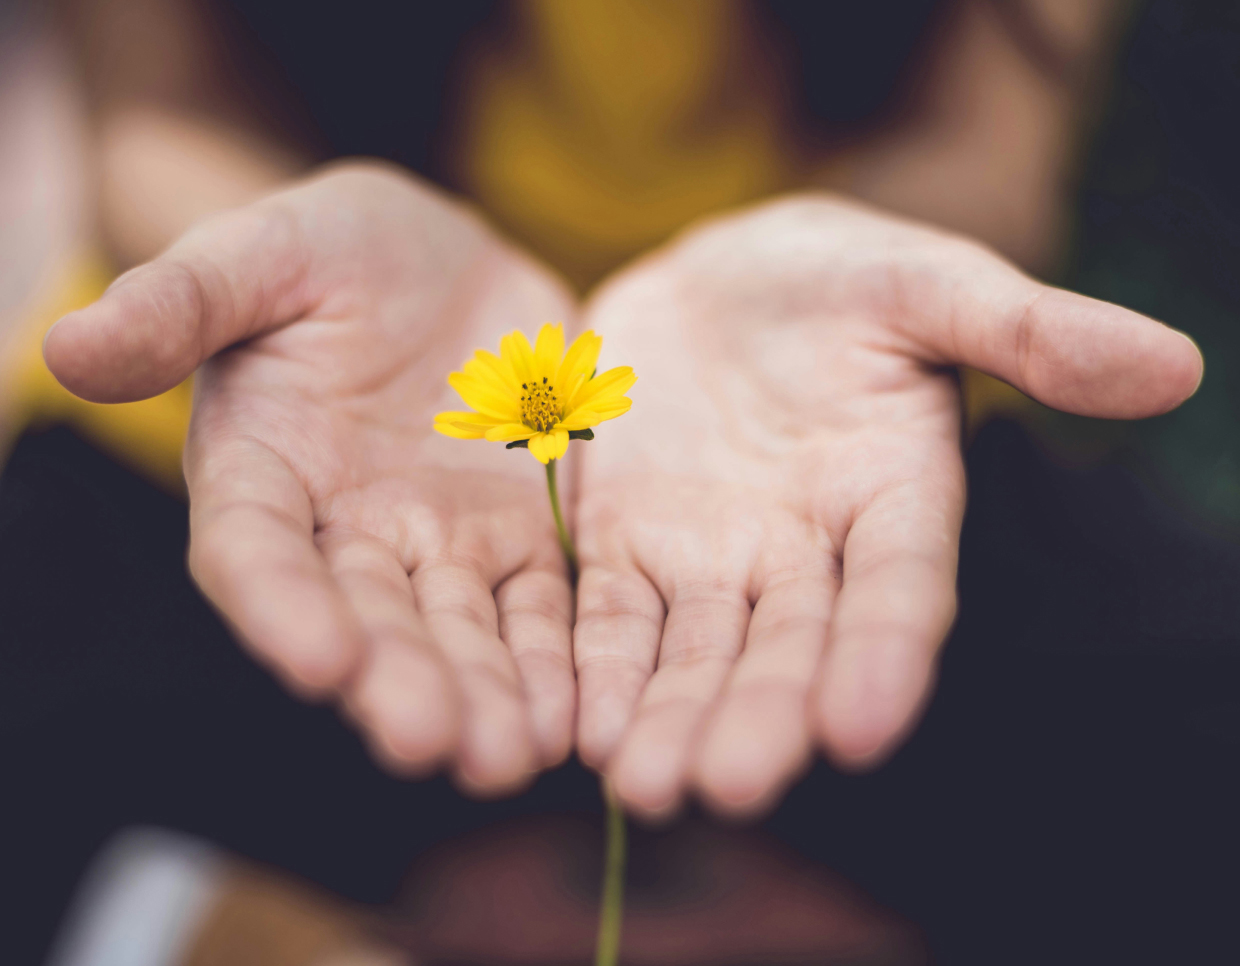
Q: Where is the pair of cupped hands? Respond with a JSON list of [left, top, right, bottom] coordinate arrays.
[[46, 163, 1201, 818]]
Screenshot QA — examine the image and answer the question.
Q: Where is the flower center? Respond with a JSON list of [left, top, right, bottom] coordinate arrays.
[[520, 377, 561, 432]]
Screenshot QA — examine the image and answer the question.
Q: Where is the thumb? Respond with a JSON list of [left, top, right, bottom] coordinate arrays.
[[893, 242, 1203, 419], [44, 202, 311, 403]]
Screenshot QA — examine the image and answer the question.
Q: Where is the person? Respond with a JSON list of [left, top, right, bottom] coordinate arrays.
[[31, 0, 1201, 818], [8, 3, 1240, 962]]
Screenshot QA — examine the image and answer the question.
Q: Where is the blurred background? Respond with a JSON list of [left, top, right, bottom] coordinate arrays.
[[1, 1, 1238, 963]]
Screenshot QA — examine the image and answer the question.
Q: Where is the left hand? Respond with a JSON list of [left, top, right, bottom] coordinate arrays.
[[571, 193, 1202, 819]]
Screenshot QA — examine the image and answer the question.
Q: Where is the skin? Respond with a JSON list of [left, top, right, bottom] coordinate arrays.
[[16, 0, 1167, 819], [43, 168, 1202, 814], [573, 194, 1203, 819], [45, 163, 580, 795]]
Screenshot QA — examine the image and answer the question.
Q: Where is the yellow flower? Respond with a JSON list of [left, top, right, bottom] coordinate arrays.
[[434, 323, 636, 464]]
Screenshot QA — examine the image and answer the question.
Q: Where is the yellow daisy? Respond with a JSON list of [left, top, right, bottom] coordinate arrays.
[[434, 323, 636, 464]]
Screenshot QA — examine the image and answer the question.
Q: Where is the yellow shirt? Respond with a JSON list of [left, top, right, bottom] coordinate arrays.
[[4, 254, 191, 493]]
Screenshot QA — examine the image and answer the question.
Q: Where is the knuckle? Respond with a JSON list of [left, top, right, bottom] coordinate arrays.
[[501, 591, 570, 630], [659, 640, 737, 668], [577, 572, 663, 628]]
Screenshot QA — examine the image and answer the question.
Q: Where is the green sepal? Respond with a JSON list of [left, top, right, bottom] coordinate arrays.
[[506, 427, 594, 450]]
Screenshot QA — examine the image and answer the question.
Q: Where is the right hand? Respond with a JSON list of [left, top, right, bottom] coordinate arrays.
[[45, 163, 580, 795], [569, 193, 1203, 819]]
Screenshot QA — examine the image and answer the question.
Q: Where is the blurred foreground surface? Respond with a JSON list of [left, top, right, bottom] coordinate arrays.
[[49, 820, 928, 966]]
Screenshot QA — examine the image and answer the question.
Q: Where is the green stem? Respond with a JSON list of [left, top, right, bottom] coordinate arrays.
[[542, 460, 625, 966], [545, 459, 579, 586], [595, 781, 627, 966]]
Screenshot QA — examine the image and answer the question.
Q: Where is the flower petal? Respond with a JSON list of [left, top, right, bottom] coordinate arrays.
[[557, 409, 603, 431], [500, 330, 537, 385], [533, 323, 565, 382], [484, 423, 538, 442], [473, 349, 521, 393], [562, 371, 587, 406], [566, 365, 636, 411], [448, 372, 522, 420], [555, 330, 602, 396], [548, 427, 570, 460], [435, 409, 507, 427], [434, 422, 484, 439], [434, 410, 501, 439], [527, 431, 554, 464], [577, 396, 632, 422], [463, 356, 517, 397]]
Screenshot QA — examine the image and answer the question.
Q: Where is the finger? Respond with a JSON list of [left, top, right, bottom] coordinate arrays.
[[44, 195, 315, 403], [321, 532, 461, 775], [889, 239, 1203, 418], [813, 465, 964, 769], [693, 565, 836, 818], [186, 435, 363, 694], [413, 558, 539, 795], [573, 564, 666, 770], [606, 584, 750, 819], [495, 563, 575, 768]]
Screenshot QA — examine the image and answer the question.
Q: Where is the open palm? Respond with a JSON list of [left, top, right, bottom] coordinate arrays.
[[45, 165, 580, 793], [46, 177, 1202, 813], [573, 195, 1202, 818]]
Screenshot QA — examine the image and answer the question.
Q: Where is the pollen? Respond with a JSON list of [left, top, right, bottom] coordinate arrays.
[[521, 376, 561, 432]]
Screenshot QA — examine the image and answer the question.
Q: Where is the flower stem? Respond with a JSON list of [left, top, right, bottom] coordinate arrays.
[[545, 459, 579, 585], [595, 781, 627, 966], [542, 459, 625, 966]]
